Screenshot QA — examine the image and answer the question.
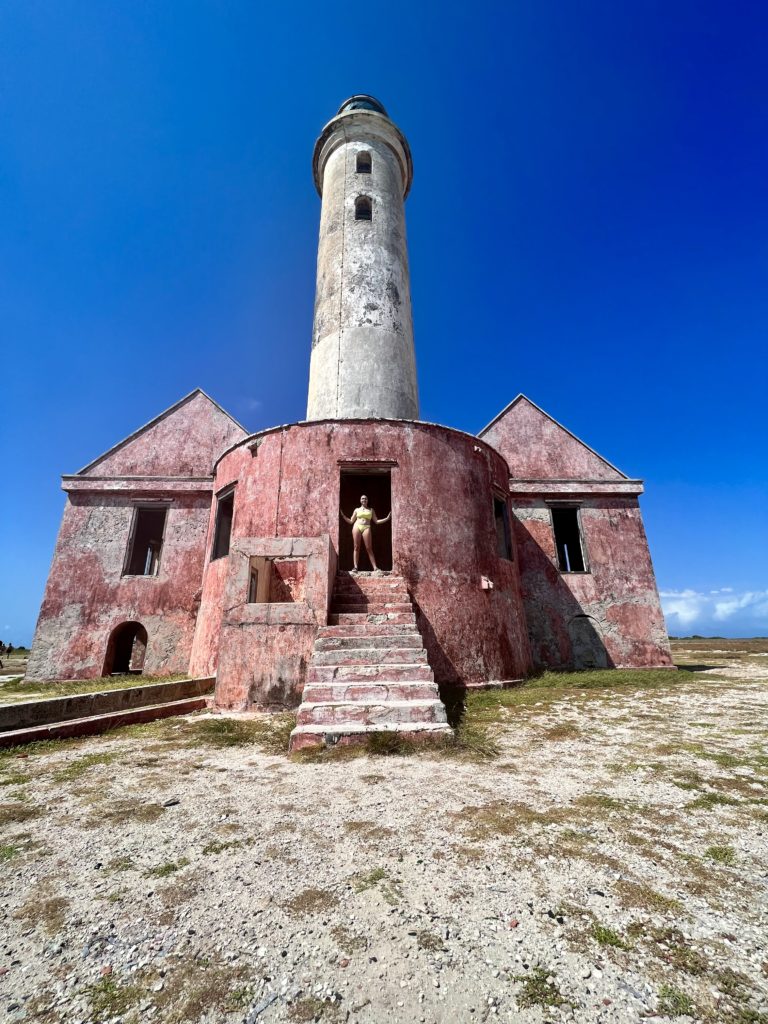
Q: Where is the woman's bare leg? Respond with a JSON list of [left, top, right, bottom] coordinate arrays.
[[362, 528, 378, 571], [352, 526, 362, 570]]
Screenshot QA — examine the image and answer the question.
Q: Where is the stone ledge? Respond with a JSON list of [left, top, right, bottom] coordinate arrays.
[[0, 678, 214, 732], [0, 696, 210, 748]]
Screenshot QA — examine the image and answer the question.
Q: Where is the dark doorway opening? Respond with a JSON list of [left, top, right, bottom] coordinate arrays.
[[103, 621, 148, 675], [339, 470, 392, 571]]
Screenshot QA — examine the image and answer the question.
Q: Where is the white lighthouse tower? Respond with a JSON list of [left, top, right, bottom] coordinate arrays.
[[306, 95, 419, 421]]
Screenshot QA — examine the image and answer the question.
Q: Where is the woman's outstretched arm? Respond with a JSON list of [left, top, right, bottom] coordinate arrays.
[[372, 509, 391, 525], [340, 508, 355, 525]]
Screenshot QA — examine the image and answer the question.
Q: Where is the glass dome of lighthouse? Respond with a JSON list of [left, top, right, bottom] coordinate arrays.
[[336, 95, 388, 116]]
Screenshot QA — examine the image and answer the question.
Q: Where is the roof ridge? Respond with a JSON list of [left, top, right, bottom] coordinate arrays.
[[478, 393, 629, 480], [76, 389, 248, 475]]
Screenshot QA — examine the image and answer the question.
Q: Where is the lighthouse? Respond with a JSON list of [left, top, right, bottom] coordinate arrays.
[[25, 94, 673, 746], [306, 95, 419, 421]]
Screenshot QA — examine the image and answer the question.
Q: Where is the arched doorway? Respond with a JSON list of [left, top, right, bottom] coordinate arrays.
[[103, 621, 148, 676], [568, 615, 609, 670]]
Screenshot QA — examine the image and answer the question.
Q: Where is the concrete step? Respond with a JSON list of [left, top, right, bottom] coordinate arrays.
[[334, 582, 411, 597], [295, 699, 448, 727], [0, 697, 210, 749], [328, 612, 416, 626], [315, 634, 422, 651], [289, 576, 451, 753], [307, 663, 433, 684], [311, 648, 428, 666], [317, 624, 418, 639], [336, 572, 407, 584], [290, 721, 453, 751], [332, 602, 413, 615], [302, 681, 441, 703]]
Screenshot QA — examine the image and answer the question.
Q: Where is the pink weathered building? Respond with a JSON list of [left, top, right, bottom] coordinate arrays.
[[27, 97, 672, 748]]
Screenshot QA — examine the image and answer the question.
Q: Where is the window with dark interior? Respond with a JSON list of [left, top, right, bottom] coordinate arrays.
[[493, 496, 513, 560], [355, 195, 372, 221], [551, 507, 587, 573], [125, 506, 167, 576], [211, 489, 235, 560], [356, 151, 372, 173]]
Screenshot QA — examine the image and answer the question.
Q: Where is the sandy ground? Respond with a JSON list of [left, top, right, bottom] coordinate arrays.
[[1, 644, 767, 1024]]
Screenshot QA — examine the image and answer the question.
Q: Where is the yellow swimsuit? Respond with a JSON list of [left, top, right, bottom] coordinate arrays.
[[354, 507, 373, 532]]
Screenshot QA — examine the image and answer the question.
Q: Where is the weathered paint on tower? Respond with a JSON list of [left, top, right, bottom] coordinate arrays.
[[306, 96, 419, 420]]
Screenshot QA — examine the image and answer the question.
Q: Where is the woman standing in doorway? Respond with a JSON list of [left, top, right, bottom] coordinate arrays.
[[341, 495, 391, 571]]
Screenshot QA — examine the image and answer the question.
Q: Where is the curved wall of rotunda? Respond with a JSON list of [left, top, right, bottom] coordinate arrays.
[[189, 420, 533, 707]]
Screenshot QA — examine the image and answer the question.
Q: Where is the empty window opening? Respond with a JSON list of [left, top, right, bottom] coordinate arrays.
[[212, 489, 235, 560], [552, 507, 587, 573], [103, 621, 148, 675], [125, 506, 167, 576], [355, 196, 372, 221], [356, 150, 372, 174], [247, 556, 307, 603], [339, 469, 393, 571], [493, 496, 513, 560]]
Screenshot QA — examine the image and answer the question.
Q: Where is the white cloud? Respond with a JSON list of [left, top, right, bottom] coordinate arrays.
[[659, 589, 706, 626], [660, 588, 768, 635]]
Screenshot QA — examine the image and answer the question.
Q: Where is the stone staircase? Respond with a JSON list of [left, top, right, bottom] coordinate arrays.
[[289, 572, 452, 751]]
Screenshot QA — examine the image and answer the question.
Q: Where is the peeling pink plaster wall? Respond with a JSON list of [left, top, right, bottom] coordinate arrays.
[[512, 498, 672, 669], [482, 397, 625, 481], [191, 420, 532, 699], [27, 390, 246, 682], [480, 396, 671, 671], [82, 391, 246, 477], [26, 493, 211, 680]]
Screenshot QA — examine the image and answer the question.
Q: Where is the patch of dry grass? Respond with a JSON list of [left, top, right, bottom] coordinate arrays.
[[0, 801, 42, 826], [15, 893, 70, 936], [615, 879, 681, 913], [283, 887, 338, 914]]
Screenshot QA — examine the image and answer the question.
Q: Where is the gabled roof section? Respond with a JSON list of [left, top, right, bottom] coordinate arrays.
[[77, 389, 249, 478], [478, 394, 629, 481]]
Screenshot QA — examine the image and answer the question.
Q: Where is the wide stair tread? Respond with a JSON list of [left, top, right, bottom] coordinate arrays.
[[288, 573, 451, 751]]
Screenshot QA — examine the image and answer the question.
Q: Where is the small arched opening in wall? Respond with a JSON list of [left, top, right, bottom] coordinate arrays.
[[103, 621, 148, 676], [354, 195, 372, 221], [568, 614, 609, 670], [356, 150, 372, 174]]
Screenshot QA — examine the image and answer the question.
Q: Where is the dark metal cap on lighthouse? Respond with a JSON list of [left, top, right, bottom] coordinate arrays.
[[311, 95, 414, 200], [306, 97, 419, 421]]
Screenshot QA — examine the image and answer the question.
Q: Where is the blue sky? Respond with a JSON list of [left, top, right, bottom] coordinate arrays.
[[1, 0, 766, 644]]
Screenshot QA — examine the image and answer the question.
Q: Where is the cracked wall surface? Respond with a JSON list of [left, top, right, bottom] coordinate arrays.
[[26, 390, 246, 682], [193, 420, 532, 696], [307, 110, 418, 420], [511, 498, 672, 670], [26, 493, 211, 680]]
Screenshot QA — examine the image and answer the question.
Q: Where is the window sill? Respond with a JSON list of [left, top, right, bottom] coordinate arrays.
[[121, 573, 161, 579]]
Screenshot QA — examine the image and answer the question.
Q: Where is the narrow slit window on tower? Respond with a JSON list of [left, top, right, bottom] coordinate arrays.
[[355, 195, 372, 221], [124, 506, 167, 576], [211, 488, 235, 560], [356, 150, 372, 174], [493, 496, 513, 560], [551, 506, 587, 573]]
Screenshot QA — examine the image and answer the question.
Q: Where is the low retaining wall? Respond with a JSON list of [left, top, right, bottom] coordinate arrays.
[[0, 678, 214, 732]]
